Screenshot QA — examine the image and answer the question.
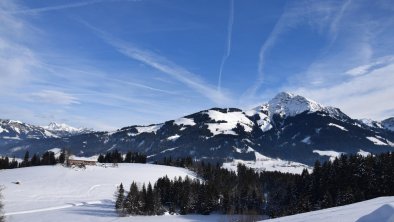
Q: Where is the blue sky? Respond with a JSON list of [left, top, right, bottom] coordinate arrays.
[[1, 0, 394, 130]]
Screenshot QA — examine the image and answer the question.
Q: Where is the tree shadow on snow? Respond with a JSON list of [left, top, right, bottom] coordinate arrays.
[[66, 199, 117, 218]]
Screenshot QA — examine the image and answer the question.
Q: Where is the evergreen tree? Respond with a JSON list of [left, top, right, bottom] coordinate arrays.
[[115, 183, 125, 216], [58, 148, 66, 164], [31, 154, 40, 166], [140, 184, 147, 214], [125, 152, 132, 163], [21, 151, 30, 167], [125, 182, 140, 215], [146, 183, 154, 215]]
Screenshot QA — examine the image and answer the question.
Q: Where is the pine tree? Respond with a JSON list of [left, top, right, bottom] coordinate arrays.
[[146, 183, 154, 215], [125, 182, 140, 215], [115, 183, 125, 216], [31, 154, 40, 166], [140, 184, 147, 214], [59, 148, 66, 164], [21, 151, 30, 167], [125, 152, 132, 163]]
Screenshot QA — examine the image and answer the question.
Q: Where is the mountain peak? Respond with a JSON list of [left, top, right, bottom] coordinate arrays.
[[44, 122, 83, 133], [266, 92, 325, 118]]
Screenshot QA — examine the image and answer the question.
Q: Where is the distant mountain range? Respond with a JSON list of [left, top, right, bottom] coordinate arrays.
[[1, 92, 393, 166]]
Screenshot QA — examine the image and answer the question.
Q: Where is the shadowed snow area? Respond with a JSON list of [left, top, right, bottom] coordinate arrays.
[[265, 197, 394, 222], [356, 204, 394, 222]]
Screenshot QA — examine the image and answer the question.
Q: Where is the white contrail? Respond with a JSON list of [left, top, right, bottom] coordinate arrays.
[[8, 0, 134, 14], [82, 22, 231, 105], [217, 0, 234, 92]]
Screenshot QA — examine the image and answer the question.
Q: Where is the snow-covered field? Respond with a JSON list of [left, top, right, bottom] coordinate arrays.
[[1, 164, 394, 222], [0, 163, 203, 222]]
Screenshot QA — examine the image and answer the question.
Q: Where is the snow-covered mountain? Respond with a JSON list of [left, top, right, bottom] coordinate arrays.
[[0, 120, 91, 147], [1, 92, 393, 166], [360, 117, 394, 132], [42, 122, 92, 137]]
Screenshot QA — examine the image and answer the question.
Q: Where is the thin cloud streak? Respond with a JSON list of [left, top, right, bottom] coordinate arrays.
[[329, 0, 352, 42], [7, 0, 135, 14], [217, 0, 234, 92], [243, 10, 288, 99], [83, 22, 231, 105]]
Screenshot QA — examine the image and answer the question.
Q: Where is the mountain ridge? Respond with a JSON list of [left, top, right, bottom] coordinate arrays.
[[1, 92, 393, 166]]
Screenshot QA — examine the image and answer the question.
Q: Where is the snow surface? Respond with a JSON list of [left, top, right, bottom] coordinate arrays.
[[360, 119, 382, 128], [328, 123, 348, 131], [313, 150, 344, 161], [167, 134, 180, 141], [264, 197, 394, 222], [244, 107, 272, 132], [266, 92, 326, 119], [173, 117, 195, 126], [204, 110, 254, 136], [135, 124, 163, 135], [366, 136, 388, 145], [43, 122, 83, 133], [1, 164, 195, 220], [0, 125, 9, 133], [222, 149, 311, 174]]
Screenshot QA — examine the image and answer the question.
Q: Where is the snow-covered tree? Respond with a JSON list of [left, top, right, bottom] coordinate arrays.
[[115, 183, 125, 216]]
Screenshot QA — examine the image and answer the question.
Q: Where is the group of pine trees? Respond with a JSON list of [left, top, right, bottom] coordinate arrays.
[[268, 152, 394, 217], [0, 150, 67, 170], [114, 182, 164, 216], [115, 152, 394, 218], [97, 150, 146, 164]]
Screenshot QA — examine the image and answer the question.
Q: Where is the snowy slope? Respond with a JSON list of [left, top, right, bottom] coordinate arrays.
[[1, 164, 195, 218], [264, 197, 394, 222], [222, 150, 311, 174]]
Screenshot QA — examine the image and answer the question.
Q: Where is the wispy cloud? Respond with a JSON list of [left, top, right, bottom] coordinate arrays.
[[217, 0, 234, 92], [292, 59, 394, 120], [345, 56, 394, 76], [6, 0, 135, 14], [243, 4, 293, 99], [30, 90, 80, 105], [243, 0, 355, 100], [83, 22, 231, 105], [329, 0, 352, 42]]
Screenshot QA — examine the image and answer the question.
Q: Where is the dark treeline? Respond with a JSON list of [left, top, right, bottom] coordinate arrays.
[[116, 152, 394, 218], [270, 152, 394, 217], [154, 156, 194, 168], [97, 150, 146, 164], [0, 150, 65, 170]]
